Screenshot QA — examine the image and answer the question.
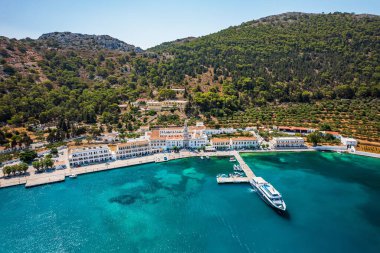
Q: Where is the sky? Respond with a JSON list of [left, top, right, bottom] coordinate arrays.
[[1, 0, 379, 49]]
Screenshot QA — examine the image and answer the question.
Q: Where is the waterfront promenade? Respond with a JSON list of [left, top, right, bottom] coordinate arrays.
[[1, 147, 379, 189], [0, 150, 233, 188]]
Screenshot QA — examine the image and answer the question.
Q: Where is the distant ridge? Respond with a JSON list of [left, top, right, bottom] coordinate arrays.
[[38, 32, 143, 52]]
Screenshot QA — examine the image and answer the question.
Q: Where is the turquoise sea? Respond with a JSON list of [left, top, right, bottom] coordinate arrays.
[[0, 152, 379, 253]]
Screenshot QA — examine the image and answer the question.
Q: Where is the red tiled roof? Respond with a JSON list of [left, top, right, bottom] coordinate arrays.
[[117, 140, 149, 147], [325, 131, 340, 135], [279, 126, 309, 131], [189, 126, 206, 131], [231, 137, 257, 141], [211, 138, 230, 143]]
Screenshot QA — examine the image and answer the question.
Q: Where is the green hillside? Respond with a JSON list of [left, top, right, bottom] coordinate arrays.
[[150, 12, 379, 107], [0, 12, 379, 142]]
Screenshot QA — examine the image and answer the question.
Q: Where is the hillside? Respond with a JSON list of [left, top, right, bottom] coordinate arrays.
[[149, 36, 197, 52], [0, 12, 379, 142], [38, 32, 143, 52], [150, 12, 379, 105]]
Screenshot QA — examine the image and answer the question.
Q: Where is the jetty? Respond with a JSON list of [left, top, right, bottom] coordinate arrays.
[[1, 150, 255, 188], [25, 175, 65, 188], [216, 176, 249, 183], [216, 151, 255, 184]]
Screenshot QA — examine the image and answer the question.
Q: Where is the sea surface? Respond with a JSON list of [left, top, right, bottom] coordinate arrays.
[[0, 152, 379, 253]]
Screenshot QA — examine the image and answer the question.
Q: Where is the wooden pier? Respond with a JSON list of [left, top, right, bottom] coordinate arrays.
[[25, 175, 65, 188]]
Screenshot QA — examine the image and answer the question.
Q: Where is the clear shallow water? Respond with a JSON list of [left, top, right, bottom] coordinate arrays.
[[0, 152, 379, 253]]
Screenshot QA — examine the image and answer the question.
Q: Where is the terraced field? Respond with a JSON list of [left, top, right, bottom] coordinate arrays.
[[216, 99, 380, 142]]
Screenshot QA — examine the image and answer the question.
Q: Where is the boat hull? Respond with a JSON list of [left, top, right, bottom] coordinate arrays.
[[251, 182, 287, 212]]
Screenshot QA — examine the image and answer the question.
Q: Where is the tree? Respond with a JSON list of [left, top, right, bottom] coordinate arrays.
[[19, 150, 37, 164], [158, 89, 176, 101], [74, 139, 82, 146], [32, 161, 41, 172], [173, 146, 180, 153], [43, 157, 54, 170], [320, 123, 331, 131], [19, 163, 29, 174], [21, 132, 33, 147], [86, 135, 93, 144], [119, 133, 126, 141], [35, 131, 45, 142], [3, 166, 11, 177], [50, 147, 58, 156], [335, 85, 354, 99], [307, 131, 322, 146]]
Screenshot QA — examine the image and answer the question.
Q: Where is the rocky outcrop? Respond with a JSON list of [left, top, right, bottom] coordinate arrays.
[[38, 32, 143, 52]]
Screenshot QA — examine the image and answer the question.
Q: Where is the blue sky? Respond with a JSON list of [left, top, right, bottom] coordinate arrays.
[[1, 0, 379, 49]]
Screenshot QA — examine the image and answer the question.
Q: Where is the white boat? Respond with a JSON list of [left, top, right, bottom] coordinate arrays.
[[229, 157, 236, 162], [233, 164, 243, 171], [69, 174, 77, 179], [206, 156, 210, 159], [250, 177, 286, 212], [200, 156, 204, 160]]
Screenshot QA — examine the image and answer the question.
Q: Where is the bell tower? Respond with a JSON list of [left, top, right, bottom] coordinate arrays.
[[183, 120, 189, 148]]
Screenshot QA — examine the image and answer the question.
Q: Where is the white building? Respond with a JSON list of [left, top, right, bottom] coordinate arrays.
[[146, 123, 208, 150], [210, 138, 231, 150], [210, 137, 258, 150], [322, 131, 342, 139], [271, 137, 305, 148], [204, 128, 236, 136], [341, 137, 358, 147], [230, 137, 259, 149], [116, 140, 157, 159], [69, 145, 113, 167]]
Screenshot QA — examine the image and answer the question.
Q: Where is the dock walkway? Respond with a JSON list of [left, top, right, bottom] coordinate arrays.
[[216, 176, 249, 183], [25, 175, 65, 188], [232, 151, 255, 179], [216, 151, 255, 184]]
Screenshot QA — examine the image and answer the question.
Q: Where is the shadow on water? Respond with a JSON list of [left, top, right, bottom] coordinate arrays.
[[276, 209, 291, 220]]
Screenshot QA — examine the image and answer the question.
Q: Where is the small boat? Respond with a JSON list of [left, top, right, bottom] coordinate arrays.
[[200, 156, 204, 160], [250, 177, 286, 212], [206, 156, 210, 159], [233, 164, 243, 171], [69, 174, 77, 179], [229, 157, 236, 162]]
